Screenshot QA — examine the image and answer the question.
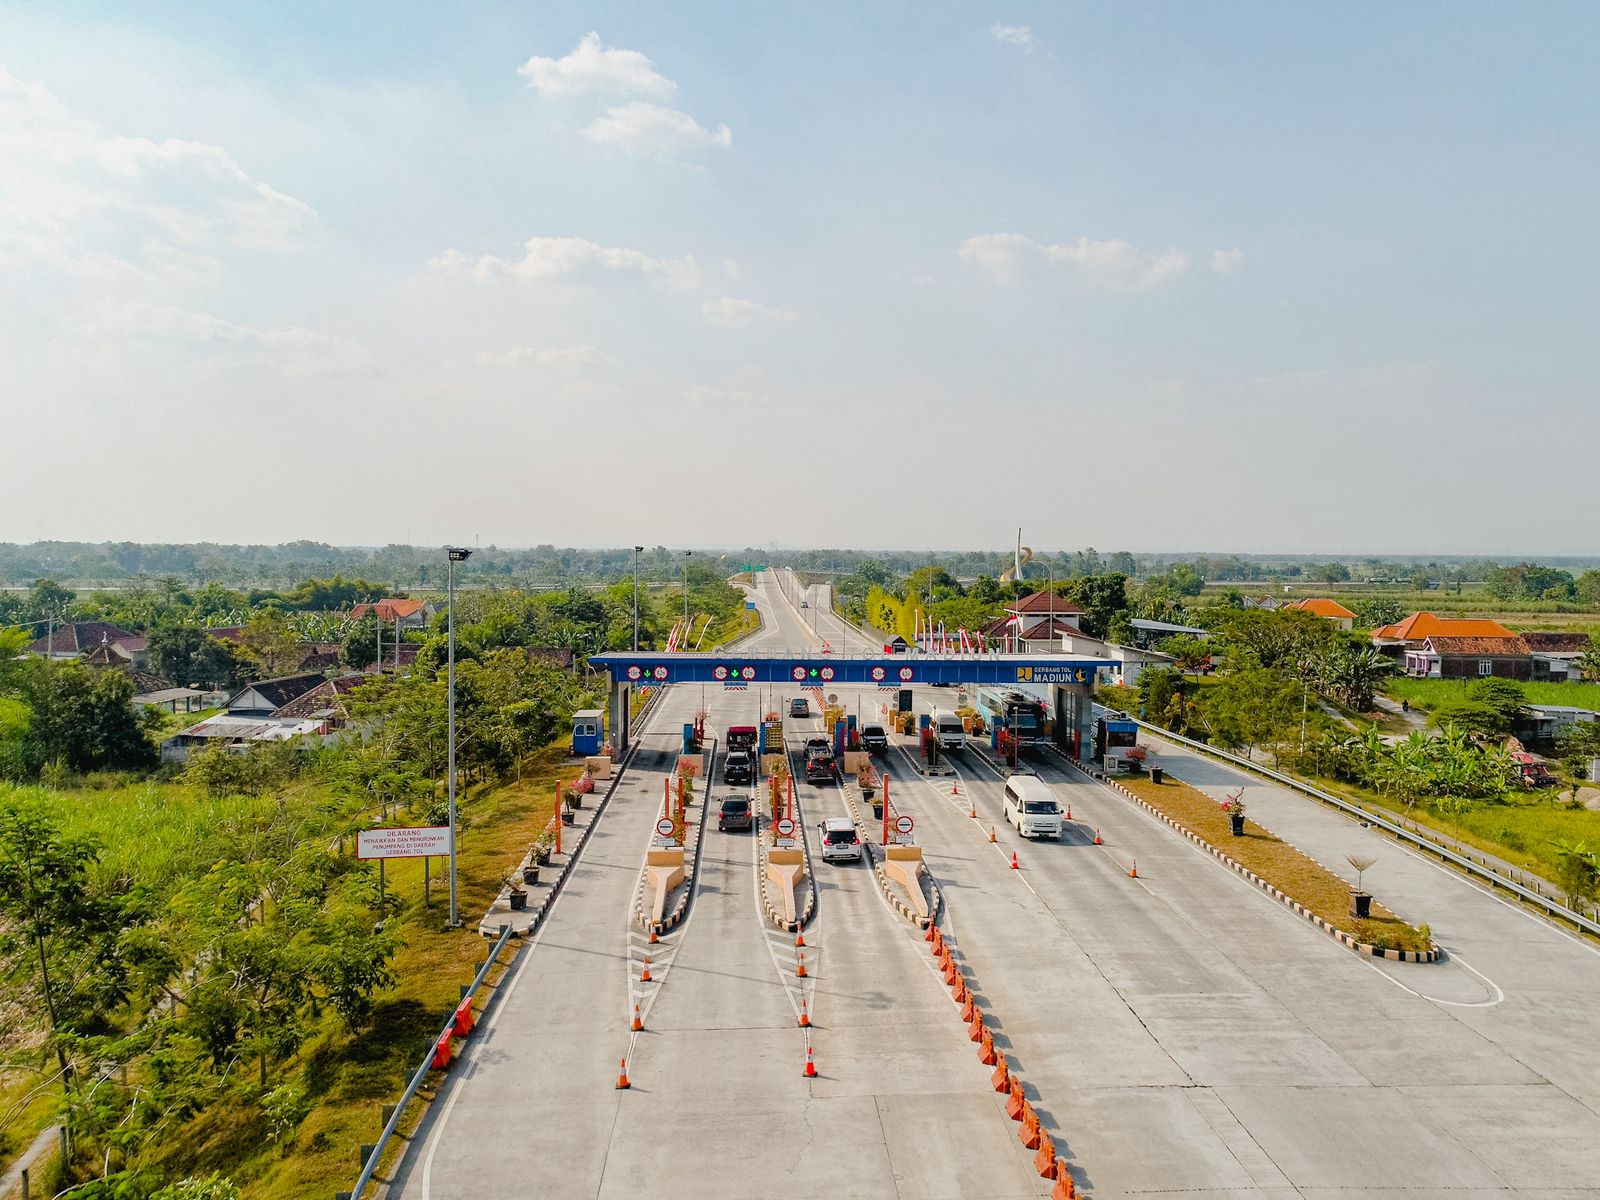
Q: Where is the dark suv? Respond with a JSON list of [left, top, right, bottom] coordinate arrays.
[[724, 750, 753, 785], [789, 696, 809, 718], [859, 724, 888, 753], [717, 796, 753, 832]]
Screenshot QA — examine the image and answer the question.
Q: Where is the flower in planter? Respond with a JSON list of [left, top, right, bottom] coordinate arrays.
[[1124, 745, 1149, 765], [1219, 789, 1246, 819]]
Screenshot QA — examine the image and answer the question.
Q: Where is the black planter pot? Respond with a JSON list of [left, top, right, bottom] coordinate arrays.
[[508, 890, 528, 911], [522, 865, 540, 886], [561, 809, 575, 825], [872, 803, 884, 821], [534, 847, 551, 866], [566, 795, 583, 810], [1229, 814, 1246, 837], [1350, 890, 1373, 920], [1149, 767, 1165, 785]]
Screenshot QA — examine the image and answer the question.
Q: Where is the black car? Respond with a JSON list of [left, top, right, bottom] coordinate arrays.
[[805, 752, 836, 785], [717, 796, 753, 832], [789, 697, 809, 718], [724, 749, 753, 785], [860, 724, 888, 753]]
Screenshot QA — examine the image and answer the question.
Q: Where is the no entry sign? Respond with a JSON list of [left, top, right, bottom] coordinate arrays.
[[775, 817, 796, 837], [894, 815, 915, 836], [657, 818, 677, 838]]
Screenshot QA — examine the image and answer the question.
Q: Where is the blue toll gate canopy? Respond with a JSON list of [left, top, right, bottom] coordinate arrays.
[[588, 652, 1113, 688]]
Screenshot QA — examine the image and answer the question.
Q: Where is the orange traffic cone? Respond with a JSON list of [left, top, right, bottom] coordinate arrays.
[[952, 978, 969, 1006], [1129, 860, 1138, 879], [1066, 804, 1072, 820], [960, 995, 975, 1022], [952, 782, 960, 795], [991, 1054, 1010, 1092], [978, 1031, 997, 1066], [631, 1003, 643, 1031], [942, 960, 959, 986], [1093, 829, 1102, 845], [1021, 1107, 1042, 1149], [1034, 1133, 1057, 1179], [796, 949, 808, 978], [640, 956, 653, 983], [1052, 1162, 1077, 1200], [989, 825, 998, 843], [1006, 1080, 1027, 1120], [803, 1044, 818, 1078], [795, 930, 806, 948], [1011, 851, 1020, 870], [970, 800, 978, 818], [615, 1057, 631, 1089], [798, 997, 811, 1027], [969, 1014, 986, 1042], [648, 927, 659, 944]]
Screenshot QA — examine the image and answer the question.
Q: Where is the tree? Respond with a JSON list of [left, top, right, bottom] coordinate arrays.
[[1466, 678, 1527, 732], [969, 574, 1002, 604], [1137, 667, 1188, 733], [1352, 597, 1405, 628], [1158, 635, 1210, 677], [1549, 839, 1599, 912], [1062, 574, 1131, 640], [1577, 644, 1600, 684], [234, 610, 303, 679], [27, 577, 76, 623], [19, 661, 157, 774], [1577, 570, 1600, 606], [0, 803, 147, 1088], [147, 623, 242, 689], [1428, 700, 1507, 741], [1310, 562, 1351, 583], [1201, 668, 1301, 763], [340, 614, 381, 670]]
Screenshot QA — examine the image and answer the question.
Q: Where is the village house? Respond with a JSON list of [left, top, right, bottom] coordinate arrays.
[[1284, 597, 1357, 631]]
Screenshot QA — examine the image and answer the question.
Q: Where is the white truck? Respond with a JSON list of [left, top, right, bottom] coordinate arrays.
[[928, 707, 966, 753], [1002, 773, 1063, 839]]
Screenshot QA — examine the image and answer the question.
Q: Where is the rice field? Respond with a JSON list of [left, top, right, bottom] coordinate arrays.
[[1384, 676, 1600, 713]]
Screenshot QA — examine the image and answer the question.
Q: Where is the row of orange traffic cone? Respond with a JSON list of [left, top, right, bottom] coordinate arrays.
[[929, 920, 1076, 1197]]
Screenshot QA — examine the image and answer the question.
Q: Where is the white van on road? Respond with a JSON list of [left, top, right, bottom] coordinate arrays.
[[1002, 773, 1062, 839], [929, 708, 966, 752]]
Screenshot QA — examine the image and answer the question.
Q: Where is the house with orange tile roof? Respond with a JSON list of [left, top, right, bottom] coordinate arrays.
[[1404, 635, 1533, 681], [1284, 598, 1356, 631], [1370, 611, 1517, 649]]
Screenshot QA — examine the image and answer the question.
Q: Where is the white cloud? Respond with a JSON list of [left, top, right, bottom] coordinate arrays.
[[0, 67, 315, 275], [104, 303, 369, 373], [1211, 247, 1245, 274], [959, 232, 1191, 290], [991, 23, 1041, 51], [701, 296, 795, 328], [516, 32, 675, 100], [430, 235, 703, 290], [582, 101, 731, 157], [478, 344, 600, 368]]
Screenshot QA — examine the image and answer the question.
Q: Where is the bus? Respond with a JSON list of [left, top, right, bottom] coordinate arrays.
[[974, 688, 1048, 749]]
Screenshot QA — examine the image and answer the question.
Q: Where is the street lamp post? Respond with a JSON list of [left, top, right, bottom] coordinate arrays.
[[446, 546, 472, 927], [633, 546, 644, 651], [683, 550, 691, 642]]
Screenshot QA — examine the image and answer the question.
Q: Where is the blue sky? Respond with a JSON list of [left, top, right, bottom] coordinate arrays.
[[2, 3, 1595, 554]]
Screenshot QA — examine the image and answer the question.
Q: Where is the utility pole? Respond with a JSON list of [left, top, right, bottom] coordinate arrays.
[[633, 546, 644, 651], [446, 546, 472, 927], [683, 550, 691, 640]]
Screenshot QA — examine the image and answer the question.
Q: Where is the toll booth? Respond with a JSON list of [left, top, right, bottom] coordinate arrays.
[[572, 709, 604, 757]]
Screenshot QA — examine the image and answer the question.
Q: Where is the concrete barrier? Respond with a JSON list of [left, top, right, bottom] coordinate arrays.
[[765, 848, 807, 926], [646, 847, 686, 926], [883, 845, 930, 919]]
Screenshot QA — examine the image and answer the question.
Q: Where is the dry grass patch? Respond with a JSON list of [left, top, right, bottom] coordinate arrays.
[[1118, 773, 1432, 954]]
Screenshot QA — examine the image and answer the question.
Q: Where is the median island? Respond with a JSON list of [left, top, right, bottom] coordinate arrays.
[[1116, 771, 1433, 955]]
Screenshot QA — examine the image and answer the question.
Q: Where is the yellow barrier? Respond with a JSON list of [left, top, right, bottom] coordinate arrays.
[[883, 845, 929, 919], [765, 847, 807, 925], [646, 847, 686, 925]]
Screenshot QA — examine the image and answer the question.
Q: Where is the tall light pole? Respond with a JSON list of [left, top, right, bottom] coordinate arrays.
[[683, 550, 692, 640], [633, 546, 644, 651], [446, 546, 472, 928]]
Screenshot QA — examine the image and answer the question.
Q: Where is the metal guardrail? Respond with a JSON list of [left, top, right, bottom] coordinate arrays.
[[345, 924, 515, 1199], [1127, 719, 1600, 938]]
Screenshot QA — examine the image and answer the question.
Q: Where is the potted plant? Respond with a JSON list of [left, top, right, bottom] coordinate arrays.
[[1346, 854, 1376, 919], [533, 831, 554, 866], [1124, 745, 1149, 774], [522, 859, 541, 886], [507, 871, 528, 911], [1220, 790, 1247, 836]]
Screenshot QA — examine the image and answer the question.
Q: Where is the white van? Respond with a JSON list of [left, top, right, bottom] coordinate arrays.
[[929, 708, 966, 752], [1002, 773, 1062, 839]]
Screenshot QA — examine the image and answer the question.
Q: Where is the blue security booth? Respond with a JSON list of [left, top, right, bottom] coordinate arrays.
[[572, 709, 604, 757]]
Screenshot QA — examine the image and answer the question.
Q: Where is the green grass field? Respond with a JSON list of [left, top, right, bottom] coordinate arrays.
[[1384, 677, 1600, 713]]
